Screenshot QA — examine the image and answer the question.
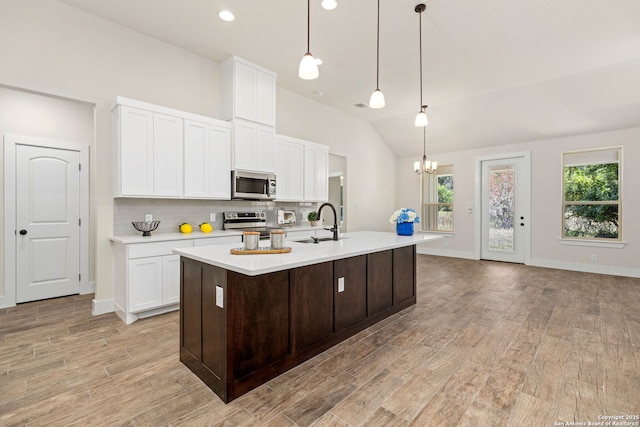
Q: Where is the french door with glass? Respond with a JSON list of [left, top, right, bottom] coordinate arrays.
[[480, 156, 529, 263]]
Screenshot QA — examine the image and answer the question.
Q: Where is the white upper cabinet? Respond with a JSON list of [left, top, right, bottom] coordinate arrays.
[[152, 113, 184, 197], [274, 135, 305, 201], [232, 119, 274, 173], [221, 55, 277, 126], [184, 119, 231, 199], [116, 105, 154, 196], [114, 105, 183, 197], [304, 142, 329, 202], [113, 97, 231, 199]]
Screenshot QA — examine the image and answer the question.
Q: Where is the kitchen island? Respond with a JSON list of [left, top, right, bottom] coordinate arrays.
[[174, 231, 440, 403]]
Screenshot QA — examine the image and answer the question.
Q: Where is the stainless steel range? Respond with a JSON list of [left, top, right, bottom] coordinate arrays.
[[223, 211, 276, 240]]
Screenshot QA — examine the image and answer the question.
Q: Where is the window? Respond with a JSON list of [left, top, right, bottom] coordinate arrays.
[[562, 147, 621, 240], [421, 165, 453, 232]]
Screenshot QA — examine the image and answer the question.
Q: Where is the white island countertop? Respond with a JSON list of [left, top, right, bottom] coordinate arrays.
[[173, 231, 441, 276]]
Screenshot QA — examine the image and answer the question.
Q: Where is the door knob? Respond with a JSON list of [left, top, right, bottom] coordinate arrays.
[[19, 229, 27, 235]]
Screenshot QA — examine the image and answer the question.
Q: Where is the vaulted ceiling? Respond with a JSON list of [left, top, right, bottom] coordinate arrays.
[[58, 0, 640, 158]]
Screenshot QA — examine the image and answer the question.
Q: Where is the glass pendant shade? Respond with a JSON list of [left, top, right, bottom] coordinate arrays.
[[299, 53, 319, 80], [415, 157, 438, 174], [369, 89, 385, 108], [414, 110, 428, 126]]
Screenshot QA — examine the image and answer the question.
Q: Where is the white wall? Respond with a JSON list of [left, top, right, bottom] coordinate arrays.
[[276, 89, 397, 232], [399, 126, 640, 277], [0, 0, 397, 308], [0, 87, 95, 304]]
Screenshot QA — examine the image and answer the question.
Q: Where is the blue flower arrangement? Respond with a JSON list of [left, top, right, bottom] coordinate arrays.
[[389, 208, 420, 224]]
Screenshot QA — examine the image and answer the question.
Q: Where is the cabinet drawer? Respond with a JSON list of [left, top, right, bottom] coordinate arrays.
[[128, 240, 193, 259]]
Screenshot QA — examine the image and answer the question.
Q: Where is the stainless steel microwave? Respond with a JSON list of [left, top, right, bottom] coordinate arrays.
[[231, 170, 276, 200]]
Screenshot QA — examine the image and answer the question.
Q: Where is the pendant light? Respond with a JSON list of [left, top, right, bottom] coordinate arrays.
[[369, 0, 385, 108], [414, 3, 428, 126], [299, 0, 319, 80], [414, 123, 438, 174]]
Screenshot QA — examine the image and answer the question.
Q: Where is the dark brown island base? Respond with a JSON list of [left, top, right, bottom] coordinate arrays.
[[174, 231, 439, 403]]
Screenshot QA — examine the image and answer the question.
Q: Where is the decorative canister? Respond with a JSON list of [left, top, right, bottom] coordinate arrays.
[[243, 231, 260, 251], [396, 222, 414, 236], [269, 229, 286, 250]]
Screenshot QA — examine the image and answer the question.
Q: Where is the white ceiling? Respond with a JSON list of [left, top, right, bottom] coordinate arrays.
[[58, 0, 640, 158]]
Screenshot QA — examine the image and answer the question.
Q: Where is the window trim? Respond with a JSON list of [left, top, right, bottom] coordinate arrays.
[[420, 165, 454, 233], [560, 146, 622, 242]]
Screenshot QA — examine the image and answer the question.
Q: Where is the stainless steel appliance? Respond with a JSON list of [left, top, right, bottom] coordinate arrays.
[[231, 170, 276, 200], [223, 211, 278, 240]]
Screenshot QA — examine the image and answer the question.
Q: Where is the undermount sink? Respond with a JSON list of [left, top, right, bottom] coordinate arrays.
[[296, 236, 348, 244]]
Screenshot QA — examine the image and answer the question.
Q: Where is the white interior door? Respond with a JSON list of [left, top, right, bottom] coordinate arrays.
[[481, 156, 527, 263], [16, 144, 81, 303]]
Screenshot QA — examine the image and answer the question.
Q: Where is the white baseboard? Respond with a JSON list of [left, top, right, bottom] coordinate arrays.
[[416, 246, 640, 279], [92, 298, 114, 316], [528, 258, 640, 279], [417, 246, 478, 260]]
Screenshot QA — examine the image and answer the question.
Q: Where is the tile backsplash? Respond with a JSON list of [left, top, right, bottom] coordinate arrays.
[[114, 198, 318, 235]]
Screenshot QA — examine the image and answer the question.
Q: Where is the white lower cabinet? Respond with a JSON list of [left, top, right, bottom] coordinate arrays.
[[113, 235, 240, 324]]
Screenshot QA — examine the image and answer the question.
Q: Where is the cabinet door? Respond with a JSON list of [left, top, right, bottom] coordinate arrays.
[[393, 246, 416, 304], [291, 262, 334, 352], [304, 145, 329, 202], [274, 137, 302, 201], [334, 256, 367, 331], [153, 113, 184, 197], [232, 120, 256, 171], [208, 124, 231, 199], [367, 250, 393, 316], [234, 60, 256, 122], [118, 106, 154, 196], [162, 255, 181, 305], [288, 142, 304, 200], [255, 124, 274, 173], [256, 69, 276, 126], [184, 120, 209, 198], [128, 257, 163, 312], [184, 120, 231, 199]]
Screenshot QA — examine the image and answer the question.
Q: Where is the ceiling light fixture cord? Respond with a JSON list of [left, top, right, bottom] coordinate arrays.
[[299, 0, 319, 79], [414, 3, 428, 126], [369, 0, 385, 108]]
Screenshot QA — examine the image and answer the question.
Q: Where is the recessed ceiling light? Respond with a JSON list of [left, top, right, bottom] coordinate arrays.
[[218, 10, 235, 22], [321, 0, 338, 10]]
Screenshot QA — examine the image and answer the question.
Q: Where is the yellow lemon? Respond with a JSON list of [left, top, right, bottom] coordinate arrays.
[[200, 222, 213, 233], [179, 223, 193, 233]]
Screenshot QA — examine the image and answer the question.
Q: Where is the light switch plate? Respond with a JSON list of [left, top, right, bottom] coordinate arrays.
[[338, 277, 345, 293], [210, 213, 216, 222]]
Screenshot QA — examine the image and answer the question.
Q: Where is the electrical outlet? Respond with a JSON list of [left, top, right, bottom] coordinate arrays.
[[145, 214, 153, 222], [210, 213, 216, 222], [338, 277, 345, 293], [591, 254, 598, 262]]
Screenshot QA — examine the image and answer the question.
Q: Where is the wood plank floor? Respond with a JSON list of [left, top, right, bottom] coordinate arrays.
[[1, 255, 639, 426]]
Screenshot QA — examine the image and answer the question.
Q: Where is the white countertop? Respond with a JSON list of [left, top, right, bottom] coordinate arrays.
[[110, 224, 328, 245], [173, 231, 441, 276]]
